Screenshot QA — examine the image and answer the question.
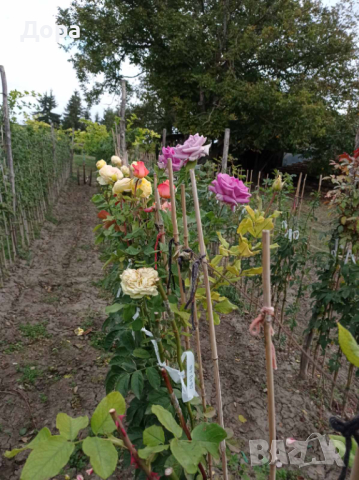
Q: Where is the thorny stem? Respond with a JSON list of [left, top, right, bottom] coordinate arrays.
[[157, 280, 196, 429], [161, 370, 207, 480]]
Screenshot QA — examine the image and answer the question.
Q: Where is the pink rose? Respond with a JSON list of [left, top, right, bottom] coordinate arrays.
[[158, 147, 185, 172], [209, 173, 251, 210], [173, 134, 211, 161]]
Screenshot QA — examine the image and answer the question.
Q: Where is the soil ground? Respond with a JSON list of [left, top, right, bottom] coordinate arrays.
[[0, 180, 352, 480]]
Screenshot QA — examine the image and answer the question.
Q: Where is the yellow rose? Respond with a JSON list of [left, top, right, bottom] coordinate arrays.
[[131, 178, 152, 198], [113, 178, 132, 194], [111, 155, 122, 166], [121, 165, 130, 177], [96, 159, 106, 170], [97, 165, 123, 185], [120, 268, 159, 299], [272, 175, 285, 192]]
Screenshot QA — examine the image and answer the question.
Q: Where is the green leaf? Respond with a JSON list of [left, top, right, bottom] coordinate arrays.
[[170, 438, 206, 474], [105, 304, 123, 314], [116, 373, 130, 397], [216, 231, 229, 249], [138, 444, 169, 459], [83, 437, 118, 480], [91, 392, 126, 435], [143, 425, 165, 447], [191, 423, 227, 458], [214, 298, 238, 314], [56, 413, 89, 441], [152, 405, 182, 438], [329, 435, 357, 467], [241, 267, 263, 277], [20, 436, 75, 480], [133, 348, 151, 359], [5, 428, 51, 458], [125, 246, 141, 255], [338, 323, 359, 367], [146, 367, 161, 390], [131, 371, 144, 399]]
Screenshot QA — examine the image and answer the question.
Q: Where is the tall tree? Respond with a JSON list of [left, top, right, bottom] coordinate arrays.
[[62, 90, 83, 130], [34, 90, 61, 126], [94, 112, 101, 123], [101, 107, 117, 132], [57, 0, 359, 162]]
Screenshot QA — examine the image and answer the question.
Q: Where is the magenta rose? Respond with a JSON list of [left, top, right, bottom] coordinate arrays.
[[209, 173, 251, 210], [158, 147, 185, 172], [173, 134, 211, 160]]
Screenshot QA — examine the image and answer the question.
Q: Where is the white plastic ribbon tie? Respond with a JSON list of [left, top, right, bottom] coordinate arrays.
[[284, 229, 299, 241], [344, 248, 356, 265], [141, 327, 198, 402]]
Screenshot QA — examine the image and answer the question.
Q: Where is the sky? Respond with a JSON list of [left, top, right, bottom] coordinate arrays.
[[0, 0, 140, 121], [0, 0, 346, 123]]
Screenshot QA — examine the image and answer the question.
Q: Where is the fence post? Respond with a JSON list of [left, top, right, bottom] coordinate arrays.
[[221, 128, 230, 173], [70, 127, 74, 176], [120, 79, 127, 164], [0, 65, 16, 212], [162, 128, 166, 148]]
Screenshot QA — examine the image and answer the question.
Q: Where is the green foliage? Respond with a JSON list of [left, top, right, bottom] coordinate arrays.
[[33, 90, 61, 126]]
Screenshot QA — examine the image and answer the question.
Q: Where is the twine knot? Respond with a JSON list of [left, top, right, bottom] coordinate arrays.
[[249, 307, 277, 370]]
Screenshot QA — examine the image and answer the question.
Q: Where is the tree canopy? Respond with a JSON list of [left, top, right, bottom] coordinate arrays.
[[34, 90, 61, 126], [58, 0, 359, 163], [62, 90, 83, 130]]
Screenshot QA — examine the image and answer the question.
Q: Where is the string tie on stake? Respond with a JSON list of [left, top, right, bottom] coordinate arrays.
[[329, 415, 359, 480], [249, 307, 277, 370]]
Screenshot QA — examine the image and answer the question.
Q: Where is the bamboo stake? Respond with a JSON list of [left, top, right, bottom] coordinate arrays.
[[350, 449, 359, 479], [298, 173, 307, 218], [189, 168, 228, 480], [221, 128, 230, 173], [167, 159, 186, 306], [257, 171, 261, 189], [246, 170, 249, 183], [318, 174, 323, 194], [262, 230, 277, 480], [180, 184, 190, 350], [249, 170, 253, 189], [292, 172, 302, 212], [162, 128, 167, 148]]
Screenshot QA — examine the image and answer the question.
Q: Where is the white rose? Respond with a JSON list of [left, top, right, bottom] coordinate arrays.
[[97, 165, 124, 185], [113, 178, 132, 194], [111, 155, 122, 166], [121, 165, 130, 177], [120, 268, 159, 299]]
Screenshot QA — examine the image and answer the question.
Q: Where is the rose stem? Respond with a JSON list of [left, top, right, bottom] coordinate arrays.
[[181, 183, 212, 478], [167, 159, 188, 347], [109, 409, 154, 478], [189, 168, 228, 480], [157, 280, 195, 428], [180, 184, 190, 349], [161, 369, 207, 480], [154, 173, 168, 269]]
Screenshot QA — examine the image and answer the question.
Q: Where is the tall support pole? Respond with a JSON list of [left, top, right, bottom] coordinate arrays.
[[190, 168, 228, 480], [221, 128, 230, 173], [162, 128, 167, 149], [0, 65, 15, 212], [262, 230, 277, 480]]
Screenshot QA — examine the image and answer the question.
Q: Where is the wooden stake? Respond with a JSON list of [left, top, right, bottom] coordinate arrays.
[[298, 173, 307, 218], [318, 174, 323, 194], [154, 173, 167, 269], [70, 127, 74, 176], [292, 172, 302, 212], [189, 168, 228, 480], [257, 171, 261, 189], [262, 230, 277, 480], [162, 128, 167, 148], [120, 80, 127, 164], [180, 185, 192, 353], [221, 128, 230, 173], [0, 65, 16, 212], [350, 449, 359, 479]]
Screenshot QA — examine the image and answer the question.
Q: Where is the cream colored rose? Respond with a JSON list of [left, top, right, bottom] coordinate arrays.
[[111, 155, 122, 166], [121, 165, 130, 177], [130, 178, 152, 198], [113, 177, 132, 194], [120, 267, 159, 299], [97, 165, 124, 185], [96, 159, 106, 170]]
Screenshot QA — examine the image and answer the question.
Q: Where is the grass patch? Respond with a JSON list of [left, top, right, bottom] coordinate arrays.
[[43, 295, 60, 304], [0, 341, 24, 354], [73, 154, 96, 169], [19, 321, 51, 340], [17, 365, 42, 385]]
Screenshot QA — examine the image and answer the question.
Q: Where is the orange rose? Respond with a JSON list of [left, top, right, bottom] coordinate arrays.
[[157, 180, 171, 199], [132, 161, 149, 179]]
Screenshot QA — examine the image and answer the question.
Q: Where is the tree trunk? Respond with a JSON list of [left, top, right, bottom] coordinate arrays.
[[299, 329, 314, 379], [120, 80, 127, 163], [0, 65, 15, 212]]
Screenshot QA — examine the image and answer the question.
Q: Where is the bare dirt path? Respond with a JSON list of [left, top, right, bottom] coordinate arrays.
[[0, 180, 111, 479]]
